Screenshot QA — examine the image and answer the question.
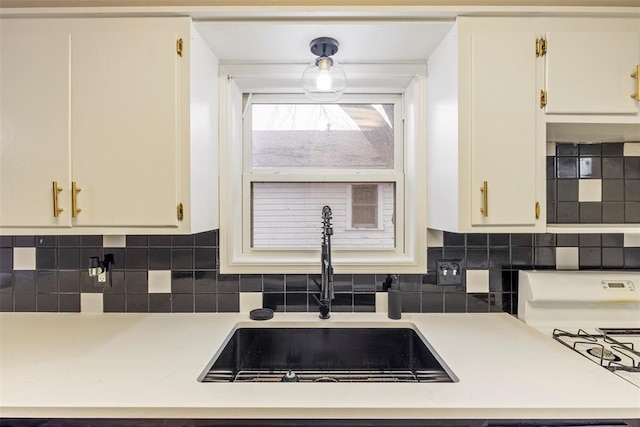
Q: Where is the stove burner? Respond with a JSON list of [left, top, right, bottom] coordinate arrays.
[[587, 347, 621, 362]]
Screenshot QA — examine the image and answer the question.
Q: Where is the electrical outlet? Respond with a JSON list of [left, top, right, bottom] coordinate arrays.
[[436, 260, 463, 286]]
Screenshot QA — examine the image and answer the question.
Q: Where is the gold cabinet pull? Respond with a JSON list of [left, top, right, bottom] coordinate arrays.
[[632, 65, 640, 100], [52, 181, 63, 217], [535, 201, 541, 220], [480, 181, 488, 217], [72, 181, 82, 218]]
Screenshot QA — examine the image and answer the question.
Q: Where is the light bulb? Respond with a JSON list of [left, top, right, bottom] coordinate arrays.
[[316, 68, 332, 91]]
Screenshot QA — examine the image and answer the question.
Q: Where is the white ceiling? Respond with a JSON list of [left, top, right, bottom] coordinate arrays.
[[194, 20, 454, 63]]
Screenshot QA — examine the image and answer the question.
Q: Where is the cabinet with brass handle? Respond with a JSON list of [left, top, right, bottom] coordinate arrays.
[[52, 181, 64, 218], [71, 181, 82, 218]]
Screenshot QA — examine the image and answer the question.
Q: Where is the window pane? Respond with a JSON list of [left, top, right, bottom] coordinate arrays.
[[252, 104, 394, 169], [252, 182, 395, 249], [352, 206, 377, 228]]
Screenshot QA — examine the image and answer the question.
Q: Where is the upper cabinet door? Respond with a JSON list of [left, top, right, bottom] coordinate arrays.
[[544, 30, 640, 115], [0, 31, 72, 228], [71, 27, 181, 227]]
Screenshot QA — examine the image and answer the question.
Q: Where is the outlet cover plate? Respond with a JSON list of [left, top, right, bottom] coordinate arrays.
[[436, 259, 463, 286]]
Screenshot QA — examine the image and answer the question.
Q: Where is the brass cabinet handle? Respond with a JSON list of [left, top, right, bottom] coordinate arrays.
[[535, 201, 541, 220], [480, 181, 488, 217], [72, 181, 82, 218], [52, 181, 63, 217], [632, 65, 640, 100]]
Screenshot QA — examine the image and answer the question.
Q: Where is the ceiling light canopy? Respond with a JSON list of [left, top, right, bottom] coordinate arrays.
[[301, 37, 347, 102]]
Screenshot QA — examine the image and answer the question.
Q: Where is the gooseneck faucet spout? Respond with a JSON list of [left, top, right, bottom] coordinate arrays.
[[319, 205, 334, 319]]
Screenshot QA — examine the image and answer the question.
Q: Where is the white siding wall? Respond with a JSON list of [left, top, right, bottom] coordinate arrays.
[[253, 182, 395, 248]]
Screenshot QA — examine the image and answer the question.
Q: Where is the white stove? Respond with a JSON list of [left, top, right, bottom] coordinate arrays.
[[518, 270, 640, 388]]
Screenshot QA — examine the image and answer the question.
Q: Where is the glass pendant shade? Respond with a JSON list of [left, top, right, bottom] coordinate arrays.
[[302, 56, 347, 102]]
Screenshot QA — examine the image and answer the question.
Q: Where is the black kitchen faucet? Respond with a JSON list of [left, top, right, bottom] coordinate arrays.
[[319, 205, 334, 319]]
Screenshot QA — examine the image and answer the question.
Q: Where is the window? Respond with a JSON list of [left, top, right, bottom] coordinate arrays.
[[219, 64, 427, 274]]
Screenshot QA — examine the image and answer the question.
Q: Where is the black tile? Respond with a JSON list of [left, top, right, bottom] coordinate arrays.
[[58, 270, 81, 293], [125, 271, 148, 293], [466, 248, 488, 269], [489, 234, 510, 247], [443, 248, 465, 261], [81, 247, 103, 269], [556, 143, 578, 156], [602, 142, 623, 156], [35, 236, 57, 247], [489, 248, 510, 269], [443, 232, 465, 246], [264, 274, 285, 292], [264, 293, 285, 312], [0, 248, 13, 271], [557, 202, 579, 223], [333, 275, 353, 293], [546, 157, 556, 180], [59, 294, 80, 312], [535, 233, 556, 247], [58, 248, 81, 269], [466, 234, 487, 247], [602, 179, 625, 202], [103, 248, 125, 270], [0, 236, 13, 248], [149, 294, 171, 313], [285, 274, 308, 292], [81, 235, 103, 247], [511, 247, 533, 266], [556, 234, 579, 247], [534, 247, 556, 268], [14, 293, 36, 312], [81, 272, 103, 293], [624, 248, 640, 268], [489, 293, 513, 313], [421, 274, 440, 291], [602, 157, 624, 179], [547, 202, 557, 223], [467, 293, 490, 313], [510, 234, 533, 247], [171, 235, 194, 247], [171, 248, 193, 270], [602, 234, 624, 247], [126, 293, 149, 313], [195, 248, 217, 269], [14, 236, 35, 247], [602, 202, 625, 223], [579, 144, 601, 156], [310, 274, 322, 292], [308, 293, 320, 313], [579, 247, 601, 268], [625, 202, 640, 223], [15, 271, 36, 293], [194, 271, 216, 293], [103, 294, 125, 312], [602, 248, 624, 268], [195, 293, 217, 313], [579, 157, 601, 178], [36, 293, 58, 312], [625, 180, 640, 201], [218, 293, 239, 313], [579, 234, 601, 247], [399, 274, 422, 292], [421, 292, 444, 313], [489, 270, 512, 292], [0, 272, 12, 293], [547, 179, 557, 202], [401, 292, 420, 313], [579, 202, 602, 223], [444, 293, 466, 313], [126, 235, 148, 247], [625, 157, 640, 179], [354, 294, 375, 312], [285, 293, 307, 312], [331, 293, 353, 312], [148, 248, 171, 270], [34, 270, 55, 293], [353, 274, 376, 293], [125, 248, 148, 270], [194, 230, 217, 247], [58, 236, 80, 247], [556, 157, 578, 178], [149, 235, 172, 247], [217, 274, 239, 293], [171, 271, 193, 293], [427, 248, 443, 270], [103, 271, 125, 293], [557, 179, 578, 202], [239, 274, 262, 292]]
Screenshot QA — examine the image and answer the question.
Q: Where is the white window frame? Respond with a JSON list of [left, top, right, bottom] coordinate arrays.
[[219, 64, 427, 274], [345, 184, 385, 231]]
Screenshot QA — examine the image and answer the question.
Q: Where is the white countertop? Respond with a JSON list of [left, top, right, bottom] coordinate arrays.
[[1, 312, 639, 419]]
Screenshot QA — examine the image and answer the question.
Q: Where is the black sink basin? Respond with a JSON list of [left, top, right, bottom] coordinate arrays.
[[198, 326, 457, 383]]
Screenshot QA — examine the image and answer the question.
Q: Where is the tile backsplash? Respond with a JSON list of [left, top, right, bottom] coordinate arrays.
[[1, 229, 638, 315]]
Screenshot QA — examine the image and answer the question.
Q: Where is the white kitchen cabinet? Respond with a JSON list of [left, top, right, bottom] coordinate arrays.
[[539, 18, 640, 119], [0, 18, 219, 235], [427, 17, 545, 233]]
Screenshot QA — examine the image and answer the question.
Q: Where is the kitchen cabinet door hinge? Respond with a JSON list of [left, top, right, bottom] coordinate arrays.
[[177, 203, 184, 221], [176, 38, 183, 57], [535, 37, 547, 57], [540, 90, 547, 108]]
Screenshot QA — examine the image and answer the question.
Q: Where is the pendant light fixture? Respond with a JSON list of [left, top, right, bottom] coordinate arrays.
[[301, 37, 347, 102]]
